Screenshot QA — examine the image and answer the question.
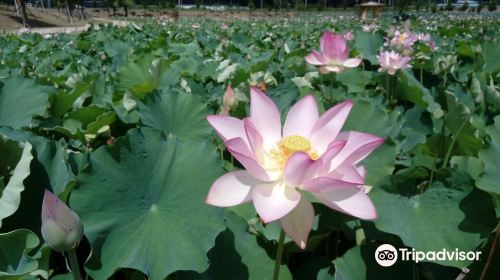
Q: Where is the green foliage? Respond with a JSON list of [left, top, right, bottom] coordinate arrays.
[[477, 2, 485, 13], [487, 0, 497, 11], [396, 0, 409, 12], [446, 1, 454, 11], [71, 128, 226, 279], [459, 2, 469, 12], [0, 12, 498, 280]]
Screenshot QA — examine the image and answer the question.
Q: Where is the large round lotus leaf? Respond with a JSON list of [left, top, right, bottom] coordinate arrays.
[[137, 90, 211, 140], [175, 210, 293, 280], [353, 32, 383, 64], [371, 172, 496, 267], [0, 76, 50, 129], [333, 245, 413, 280], [476, 116, 500, 195], [70, 128, 226, 280], [0, 141, 33, 228], [0, 229, 40, 279]]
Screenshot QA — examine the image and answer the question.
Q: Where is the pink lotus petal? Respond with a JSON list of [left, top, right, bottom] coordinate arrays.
[[310, 100, 353, 155], [320, 32, 348, 63], [283, 95, 319, 138], [207, 115, 247, 144], [305, 50, 327, 65], [356, 165, 367, 178], [327, 131, 384, 172], [283, 152, 321, 187], [302, 177, 361, 193], [319, 140, 347, 175], [206, 171, 261, 207], [42, 190, 60, 220], [320, 65, 342, 74], [244, 118, 265, 163], [280, 197, 314, 249], [314, 187, 377, 220], [343, 58, 362, 68], [328, 165, 366, 185], [253, 183, 301, 223], [225, 138, 271, 181], [250, 87, 282, 148]]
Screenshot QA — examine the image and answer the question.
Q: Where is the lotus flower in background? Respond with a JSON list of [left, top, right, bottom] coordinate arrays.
[[343, 31, 354, 41], [387, 31, 417, 51], [415, 33, 438, 51], [206, 87, 383, 249], [377, 50, 412, 75], [362, 23, 378, 32], [305, 31, 362, 74], [41, 190, 83, 252]]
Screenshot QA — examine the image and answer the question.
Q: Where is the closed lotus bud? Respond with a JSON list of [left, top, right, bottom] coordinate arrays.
[[41, 190, 83, 252], [222, 86, 236, 109]]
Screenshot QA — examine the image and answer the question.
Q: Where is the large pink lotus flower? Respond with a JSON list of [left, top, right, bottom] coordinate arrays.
[[305, 31, 362, 74], [377, 50, 412, 75], [206, 88, 383, 249], [41, 190, 83, 252]]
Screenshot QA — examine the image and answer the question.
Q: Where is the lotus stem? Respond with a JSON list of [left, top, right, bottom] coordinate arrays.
[[67, 249, 83, 280], [420, 67, 423, 85], [273, 229, 286, 280], [479, 222, 500, 280], [385, 73, 390, 103], [441, 115, 470, 169]]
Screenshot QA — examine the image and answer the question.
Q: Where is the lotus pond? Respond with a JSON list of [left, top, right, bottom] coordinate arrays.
[[0, 12, 499, 280]]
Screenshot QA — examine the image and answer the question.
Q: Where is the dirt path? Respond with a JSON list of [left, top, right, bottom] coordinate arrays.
[[10, 18, 130, 35]]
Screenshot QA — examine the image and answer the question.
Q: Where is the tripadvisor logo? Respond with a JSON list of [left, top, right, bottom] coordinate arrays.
[[375, 244, 482, 267]]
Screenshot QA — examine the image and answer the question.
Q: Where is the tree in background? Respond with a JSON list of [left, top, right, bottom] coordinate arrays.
[[294, 0, 304, 10], [248, 0, 255, 11], [341, 0, 348, 10], [17, 0, 29, 27], [113, 0, 133, 16], [487, 0, 497, 11], [445, 0, 454, 11], [396, 0, 409, 12], [414, 0, 423, 11]]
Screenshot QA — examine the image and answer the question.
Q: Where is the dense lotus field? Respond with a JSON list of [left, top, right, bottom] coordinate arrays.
[[0, 12, 500, 280]]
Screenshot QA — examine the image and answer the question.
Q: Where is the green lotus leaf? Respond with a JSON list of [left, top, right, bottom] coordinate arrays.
[[0, 229, 40, 279], [397, 70, 443, 119], [71, 128, 226, 280], [482, 41, 500, 74], [137, 90, 211, 140], [0, 76, 51, 129], [371, 172, 496, 267], [353, 32, 383, 64], [333, 245, 413, 280], [175, 210, 292, 280], [476, 116, 500, 195], [0, 141, 33, 228]]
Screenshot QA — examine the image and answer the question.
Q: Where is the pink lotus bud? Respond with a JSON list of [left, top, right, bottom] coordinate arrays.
[[222, 86, 236, 108], [41, 190, 83, 252]]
